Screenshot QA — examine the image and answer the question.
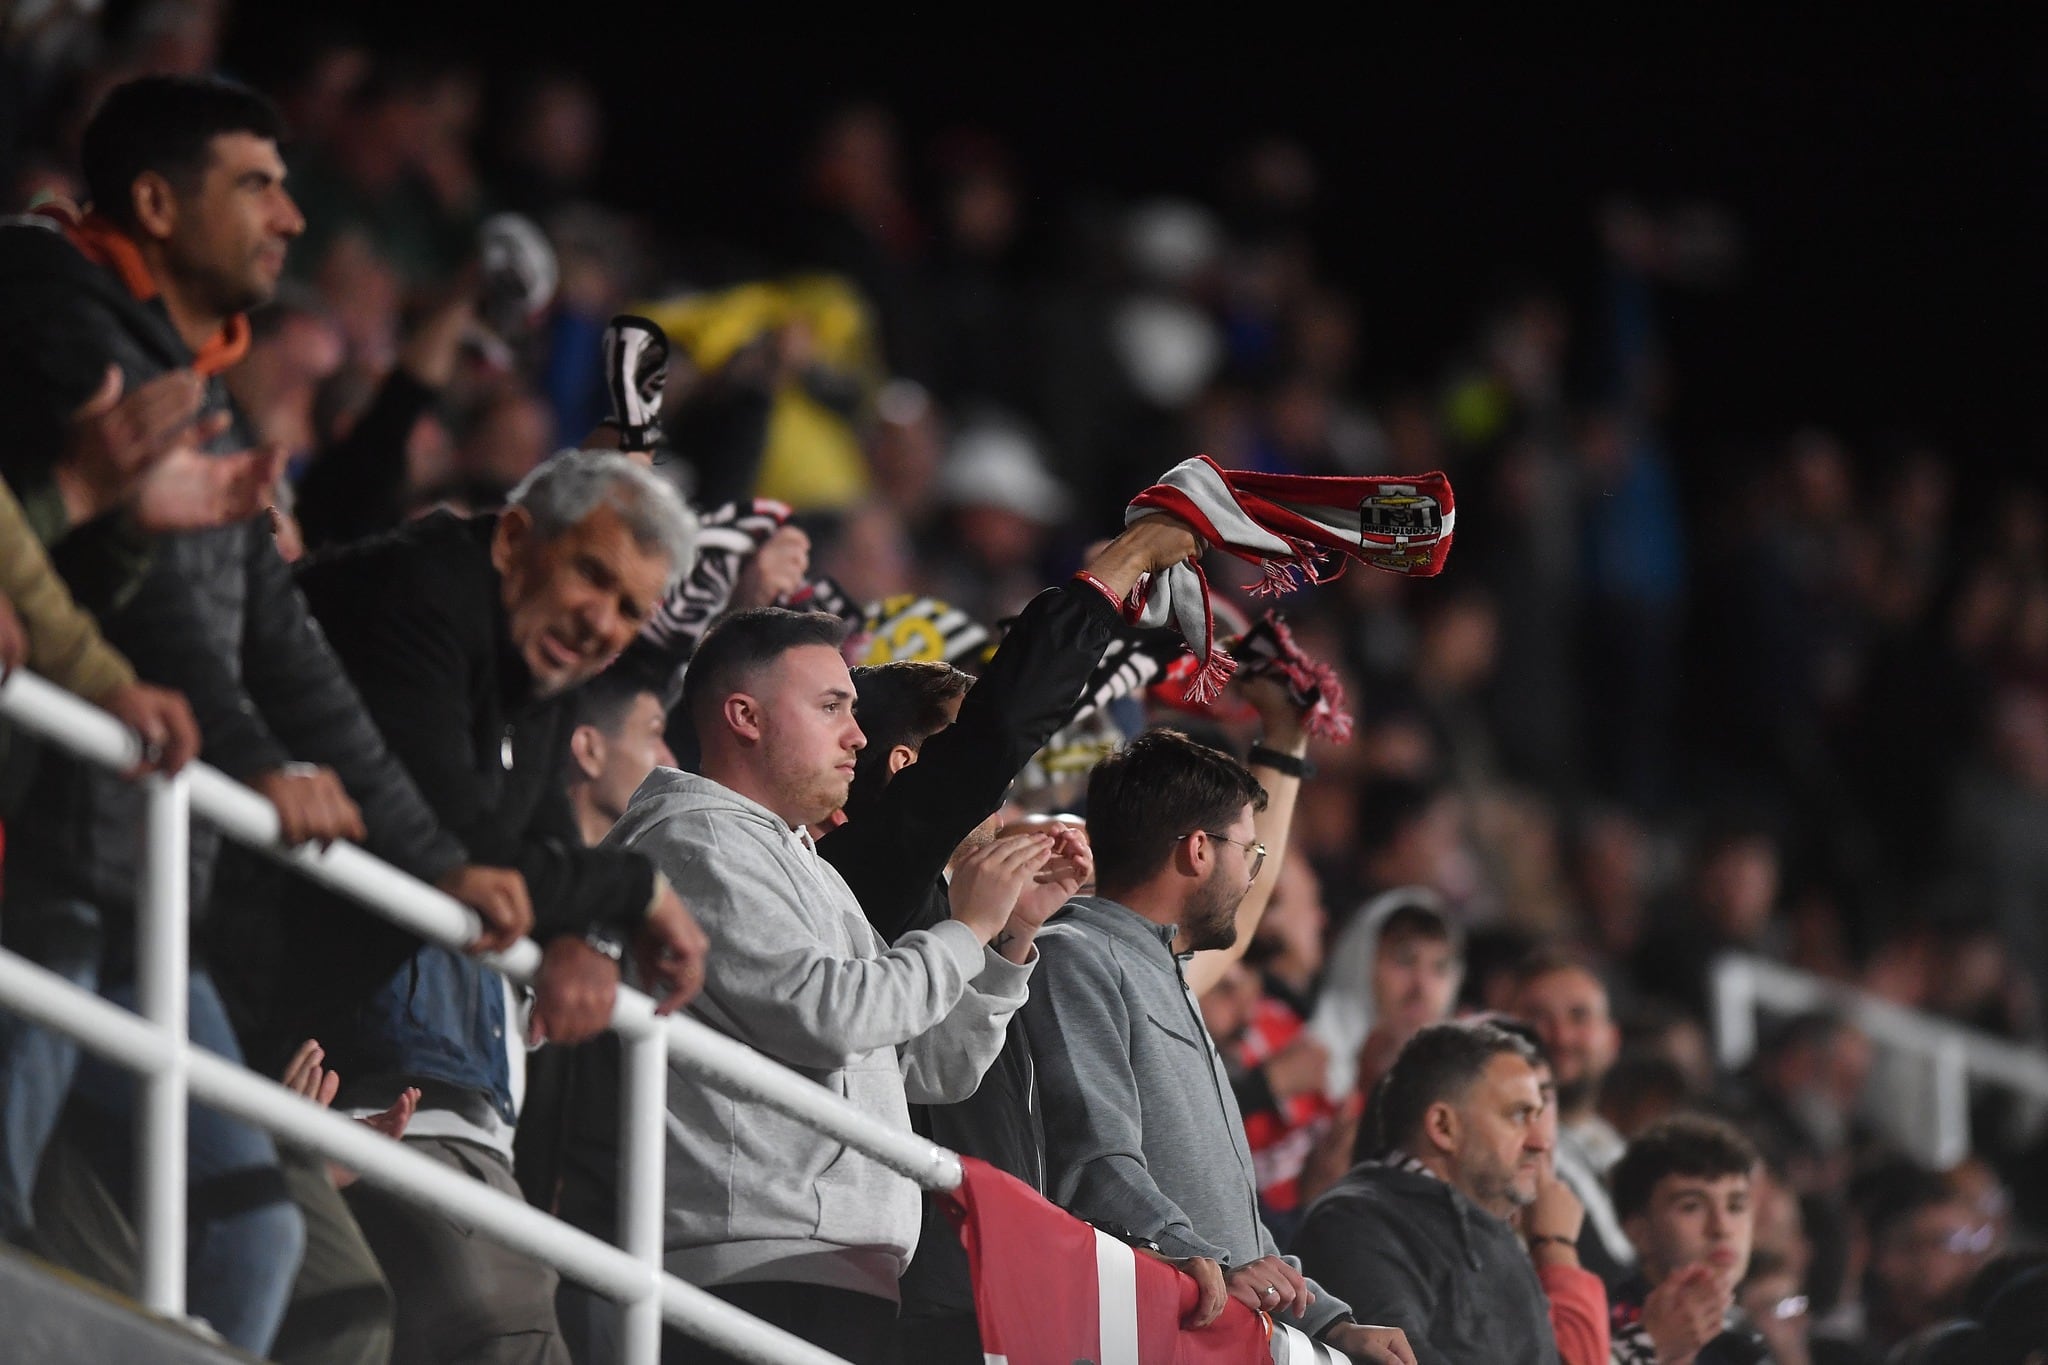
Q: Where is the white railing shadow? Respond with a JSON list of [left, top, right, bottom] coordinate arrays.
[[1710, 951, 2048, 1169], [0, 666, 961, 1365]]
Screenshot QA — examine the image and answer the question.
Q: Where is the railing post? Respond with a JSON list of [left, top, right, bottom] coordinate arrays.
[[1931, 1036, 1970, 1169], [619, 1022, 669, 1365], [136, 772, 190, 1319], [1711, 955, 1757, 1071]]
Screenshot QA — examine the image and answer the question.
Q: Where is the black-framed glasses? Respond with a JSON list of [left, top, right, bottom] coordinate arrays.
[[1177, 829, 1267, 882]]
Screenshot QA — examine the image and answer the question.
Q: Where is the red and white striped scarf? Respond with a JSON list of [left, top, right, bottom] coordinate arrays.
[[1125, 456, 1455, 700]]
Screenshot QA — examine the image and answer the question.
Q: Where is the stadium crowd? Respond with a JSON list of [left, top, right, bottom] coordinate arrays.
[[1, 8, 2045, 1365]]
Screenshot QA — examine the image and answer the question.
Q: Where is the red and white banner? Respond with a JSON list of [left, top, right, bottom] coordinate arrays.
[[940, 1156, 1346, 1365]]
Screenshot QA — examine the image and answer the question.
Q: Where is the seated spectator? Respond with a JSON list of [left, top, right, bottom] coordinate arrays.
[[609, 607, 1041, 1365], [1817, 1165, 2002, 1363], [1501, 1019, 1614, 1365], [1608, 1114, 1774, 1365], [1309, 887, 1463, 1102], [270, 450, 708, 1365], [1511, 947, 1638, 1285], [1022, 729, 1414, 1364], [1298, 889, 1462, 1205], [1293, 1019, 1593, 1365], [562, 663, 676, 848]]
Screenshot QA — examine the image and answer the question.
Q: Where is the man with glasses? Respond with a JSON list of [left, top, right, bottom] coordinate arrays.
[[1022, 729, 1416, 1364]]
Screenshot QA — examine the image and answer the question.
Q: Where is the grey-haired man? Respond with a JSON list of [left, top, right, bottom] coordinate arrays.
[[235, 450, 710, 1365]]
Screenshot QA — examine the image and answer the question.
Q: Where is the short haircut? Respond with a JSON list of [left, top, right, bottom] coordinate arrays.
[[82, 76, 286, 232], [1376, 1019, 1538, 1155], [1511, 943, 1608, 993], [570, 662, 668, 740], [508, 450, 699, 592], [1086, 728, 1267, 896], [1478, 1013, 1550, 1070], [845, 661, 973, 819], [1611, 1114, 1760, 1222], [681, 608, 850, 740]]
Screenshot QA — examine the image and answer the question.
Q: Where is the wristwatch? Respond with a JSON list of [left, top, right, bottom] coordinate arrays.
[[583, 927, 627, 965]]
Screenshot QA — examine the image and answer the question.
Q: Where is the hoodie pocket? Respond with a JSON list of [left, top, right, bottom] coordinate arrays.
[[811, 1057, 917, 1251]]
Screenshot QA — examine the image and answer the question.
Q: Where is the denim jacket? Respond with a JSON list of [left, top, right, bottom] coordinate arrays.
[[347, 945, 517, 1124]]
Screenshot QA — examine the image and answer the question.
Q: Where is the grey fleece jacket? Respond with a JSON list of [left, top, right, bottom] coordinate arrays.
[[1021, 896, 1352, 1339], [606, 769, 1033, 1301]]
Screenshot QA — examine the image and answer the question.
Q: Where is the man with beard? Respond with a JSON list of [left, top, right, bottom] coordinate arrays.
[[1023, 729, 1416, 1364], [1293, 1020, 1565, 1365], [1512, 948, 1637, 1285]]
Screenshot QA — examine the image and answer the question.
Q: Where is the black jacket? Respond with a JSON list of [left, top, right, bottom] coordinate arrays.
[[212, 510, 658, 1067], [293, 510, 657, 940], [1293, 1161, 1561, 1365], [817, 579, 1118, 1321], [0, 217, 464, 948]]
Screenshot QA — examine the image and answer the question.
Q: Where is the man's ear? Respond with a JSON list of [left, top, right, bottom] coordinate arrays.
[[886, 743, 917, 776], [1622, 1212, 1649, 1258], [491, 503, 534, 578], [129, 171, 180, 242], [1421, 1098, 1459, 1157], [722, 692, 765, 743], [568, 724, 606, 782]]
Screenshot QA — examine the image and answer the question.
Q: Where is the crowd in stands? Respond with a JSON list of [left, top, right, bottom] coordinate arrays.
[[2, 7, 2045, 1365]]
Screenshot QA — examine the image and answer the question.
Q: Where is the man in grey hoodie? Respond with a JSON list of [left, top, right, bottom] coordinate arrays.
[[1023, 728, 1417, 1365], [605, 607, 1050, 1365], [1293, 1019, 1578, 1365]]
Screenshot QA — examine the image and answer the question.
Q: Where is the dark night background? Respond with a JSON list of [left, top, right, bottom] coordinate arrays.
[[218, 14, 2048, 474]]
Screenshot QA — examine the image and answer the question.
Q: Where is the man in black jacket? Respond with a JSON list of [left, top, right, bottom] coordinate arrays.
[[1293, 1020, 1569, 1365], [0, 75, 528, 1359], [282, 449, 709, 1365]]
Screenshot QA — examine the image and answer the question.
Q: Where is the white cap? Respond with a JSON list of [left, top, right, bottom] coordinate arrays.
[[939, 421, 1070, 523]]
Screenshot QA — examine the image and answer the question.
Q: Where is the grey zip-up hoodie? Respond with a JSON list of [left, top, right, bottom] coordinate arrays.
[[1293, 1159, 1561, 1365], [1022, 896, 1352, 1339], [607, 769, 1033, 1300]]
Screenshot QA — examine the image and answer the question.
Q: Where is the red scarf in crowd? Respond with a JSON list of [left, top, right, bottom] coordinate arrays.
[[1124, 456, 1455, 701]]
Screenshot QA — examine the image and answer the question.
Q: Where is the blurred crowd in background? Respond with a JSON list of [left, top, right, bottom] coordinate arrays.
[[5, 4, 2048, 1363]]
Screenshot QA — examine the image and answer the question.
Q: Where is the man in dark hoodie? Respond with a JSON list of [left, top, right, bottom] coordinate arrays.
[[1293, 1019, 1571, 1365]]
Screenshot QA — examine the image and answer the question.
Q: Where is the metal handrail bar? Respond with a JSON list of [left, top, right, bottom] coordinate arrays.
[[0, 663, 966, 1363], [0, 947, 844, 1365], [1711, 951, 2048, 1168], [0, 667, 962, 1192]]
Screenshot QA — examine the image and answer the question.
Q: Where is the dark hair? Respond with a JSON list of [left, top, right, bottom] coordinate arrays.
[[571, 661, 669, 739], [681, 607, 849, 741], [1982, 1265, 2048, 1365], [845, 660, 973, 819], [1379, 901, 1459, 953], [1086, 729, 1266, 896], [1376, 1019, 1538, 1156], [1966, 1250, 2048, 1320], [1355, 776, 1447, 857], [82, 76, 287, 231], [1477, 1013, 1550, 1069], [1511, 942, 1607, 993], [1611, 1114, 1760, 1222]]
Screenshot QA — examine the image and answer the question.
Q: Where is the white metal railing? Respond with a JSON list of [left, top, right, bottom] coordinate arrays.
[[1711, 951, 2048, 1168], [0, 666, 964, 1365]]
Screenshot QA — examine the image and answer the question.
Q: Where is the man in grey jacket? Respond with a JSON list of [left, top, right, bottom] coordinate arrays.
[[606, 607, 1051, 1365], [1022, 728, 1416, 1364]]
